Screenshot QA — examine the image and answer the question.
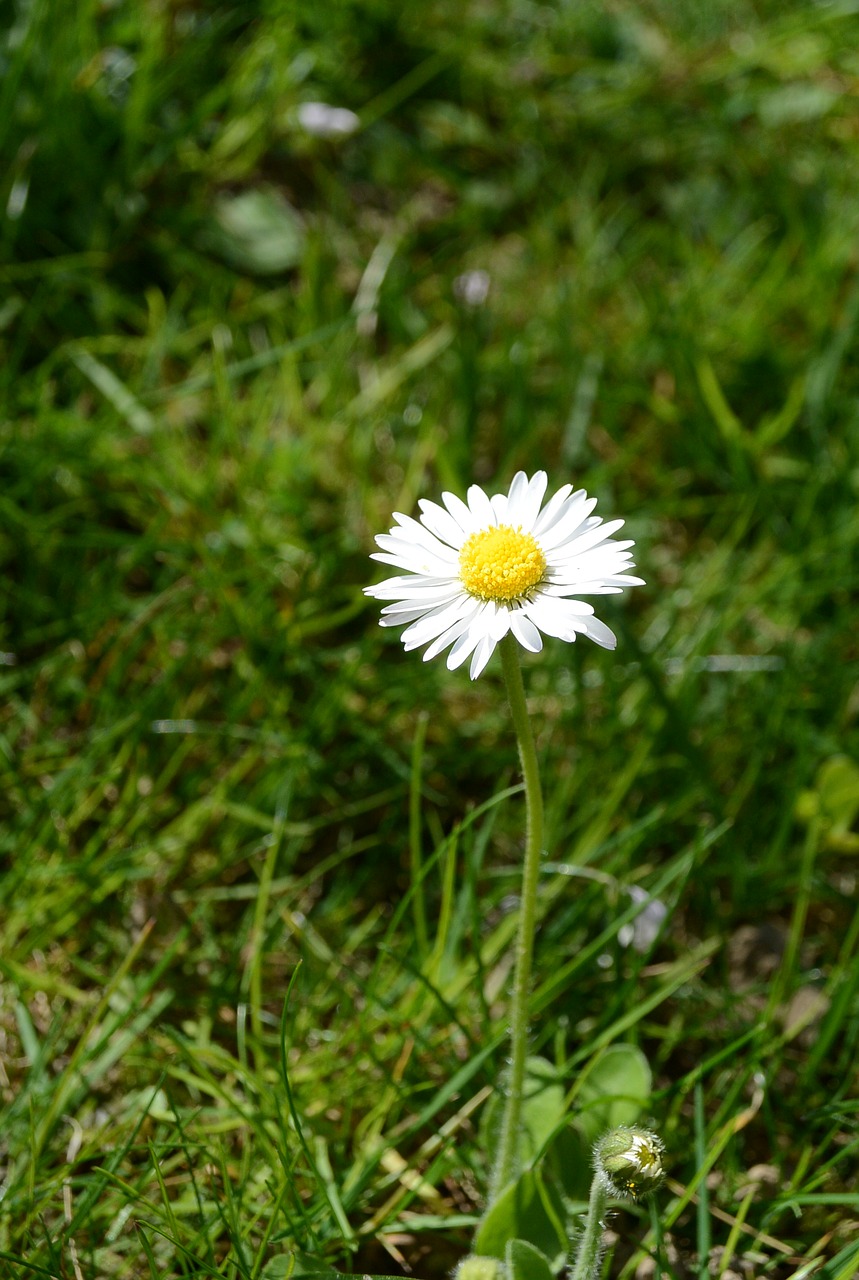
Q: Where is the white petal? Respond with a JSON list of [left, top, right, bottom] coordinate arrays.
[[526, 596, 592, 641], [390, 511, 461, 557], [469, 635, 498, 679], [421, 616, 474, 661], [417, 499, 469, 549], [547, 552, 642, 592], [447, 630, 482, 670], [373, 547, 455, 576], [466, 483, 496, 527], [555, 518, 625, 556], [505, 471, 529, 522], [533, 484, 576, 536], [510, 471, 547, 530], [369, 531, 455, 560], [539, 496, 598, 549], [542, 581, 623, 597], [365, 574, 461, 599], [548, 542, 635, 576], [531, 593, 595, 615], [441, 490, 478, 534], [378, 591, 453, 614], [581, 617, 617, 649], [374, 535, 457, 574], [379, 592, 457, 615], [379, 605, 442, 626], [369, 551, 439, 574], [379, 587, 458, 608], [510, 612, 543, 652], [401, 596, 480, 648], [446, 602, 495, 669], [488, 602, 512, 641], [381, 601, 460, 626], [490, 492, 508, 521], [594, 573, 644, 588]]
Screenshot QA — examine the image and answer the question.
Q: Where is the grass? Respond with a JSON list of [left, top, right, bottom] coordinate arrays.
[[2, 0, 859, 1275]]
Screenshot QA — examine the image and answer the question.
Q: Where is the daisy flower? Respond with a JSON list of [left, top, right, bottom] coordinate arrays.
[[365, 471, 643, 680]]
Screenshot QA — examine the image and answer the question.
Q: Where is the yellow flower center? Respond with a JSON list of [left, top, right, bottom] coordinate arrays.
[[458, 524, 546, 602]]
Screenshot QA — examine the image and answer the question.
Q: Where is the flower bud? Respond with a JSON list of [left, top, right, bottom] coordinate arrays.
[[594, 1126, 665, 1200], [455, 1256, 504, 1280]]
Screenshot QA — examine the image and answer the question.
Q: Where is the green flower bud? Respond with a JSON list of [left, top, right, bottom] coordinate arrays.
[[455, 1256, 505, 1280], [594, 1126, 665, 1200]]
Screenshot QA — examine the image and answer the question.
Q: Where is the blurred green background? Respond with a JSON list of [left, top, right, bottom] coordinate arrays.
[[1, 0, 858, 1276]]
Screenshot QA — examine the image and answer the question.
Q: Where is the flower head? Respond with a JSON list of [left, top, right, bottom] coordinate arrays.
[[594, 1126, 666, 1200], [453, 269, 491, 307], [618, 885, 668, 953], [297, 102, 360, 137], [364, 471, 643, 679]]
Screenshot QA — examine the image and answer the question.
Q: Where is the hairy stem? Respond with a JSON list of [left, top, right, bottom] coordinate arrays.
[[489, 634, 545, 1202], [571, 1174, 609, 1280]]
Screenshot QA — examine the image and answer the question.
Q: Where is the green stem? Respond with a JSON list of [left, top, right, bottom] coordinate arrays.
[[571, 1174, 608, 1280], [489, 634, 545, 1202]]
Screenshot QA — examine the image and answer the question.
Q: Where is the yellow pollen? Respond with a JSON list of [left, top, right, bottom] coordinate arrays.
[[459, 524, 546, 602]]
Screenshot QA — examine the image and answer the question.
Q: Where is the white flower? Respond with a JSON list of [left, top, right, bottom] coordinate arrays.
[[453, 269, 491, 307], [297, 101, 360, 137], [364, 471, 644, 680], [618, 885, 668, 953]]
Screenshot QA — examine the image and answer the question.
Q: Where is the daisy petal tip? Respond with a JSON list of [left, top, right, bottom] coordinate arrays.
[[469, 638, 497, 679]]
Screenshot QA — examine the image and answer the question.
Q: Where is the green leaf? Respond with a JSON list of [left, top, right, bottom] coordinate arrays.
[[546, 1045, 652, 1201], [519, 1058, 568, 1159], [814, 1238, 859, 1280], [475, 1168, 567, 1265], [261, 1266, 412, 1280], [505, 1238, 556, 1280], [261, 1255, 331, 1280], [481, 1057, 568, 1170], [546, 1125, 592, 1202], [575, 1044, 652, 1144], [260, 1259, 296, 1280]]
